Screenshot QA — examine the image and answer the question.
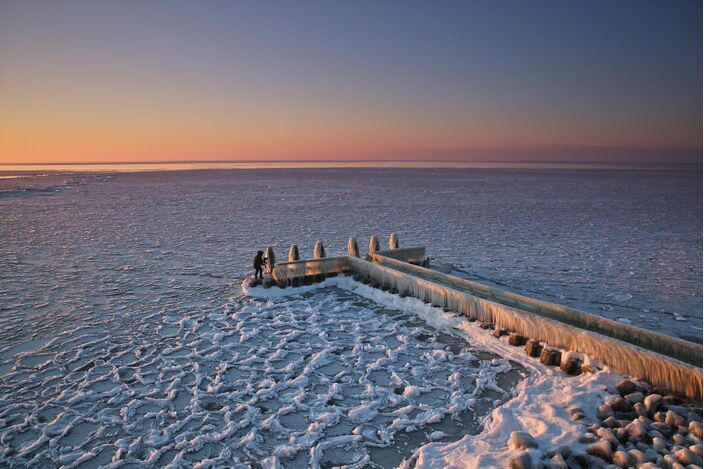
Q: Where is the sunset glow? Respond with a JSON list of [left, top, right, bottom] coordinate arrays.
[[0, 1, 701, 164]]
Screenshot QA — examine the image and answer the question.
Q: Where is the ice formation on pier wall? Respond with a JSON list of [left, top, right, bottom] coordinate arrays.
[[348, 256, 702, 398]]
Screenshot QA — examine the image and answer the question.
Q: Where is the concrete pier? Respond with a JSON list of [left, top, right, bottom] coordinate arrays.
[[248, 237, 703, 399]]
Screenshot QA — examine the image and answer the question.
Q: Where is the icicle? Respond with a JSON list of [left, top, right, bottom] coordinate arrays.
[[348, 237, 359, 257], [389, 233, 399, 249], [288, 244, 300, 262], [313, 241, 326, 259], [346, 256, 703, 399], [264, 246, 275, 273], [369, 235, 380, 253]]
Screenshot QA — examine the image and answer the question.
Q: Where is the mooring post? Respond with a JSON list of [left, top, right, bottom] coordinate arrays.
[[389, 233, 399, 249], [288, 244, 300, 262], [348, 237, 359, 257], [265, 246, 275, 273], [369, 235, 380, 253], [313, 241, 326, 259]]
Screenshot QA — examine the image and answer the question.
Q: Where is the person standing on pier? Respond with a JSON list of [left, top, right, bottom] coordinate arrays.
[[253, 251, 266, 280]]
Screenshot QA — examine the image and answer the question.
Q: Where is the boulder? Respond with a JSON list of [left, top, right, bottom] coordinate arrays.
[[506, 450, 532, 469], [587, 439, 613, 462], [675, 447, 702, 466], [611, 450, 634, 468], [652, 436, 669, 454], [598, 405, 614, 420], [690, 421, 703, 439], [626, 419, 648, 440], [624, 392, 644, 404], [691, 444, 703, 456], [644, 394, 663, 415], [560, 357, 582, 375], [548, 453, 568, 469], [493, 328, 507, 338], [651, 421, 673, 436], [524, 340, 542, 357], [666, 410, 686, 428], [627, 448, 647, 465], [539, 348, 561, 366], [508, 334, 526, 346], [508, 431, 538, 451], [596, 427, 619, 448], [616, 379, 636, 396], [609, 397, 633, 413]]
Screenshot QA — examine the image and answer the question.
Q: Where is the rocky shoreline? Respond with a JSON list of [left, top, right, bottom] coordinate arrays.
[[508, 378, 703, 469]]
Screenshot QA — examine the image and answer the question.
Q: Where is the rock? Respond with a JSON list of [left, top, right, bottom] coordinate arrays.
[[506, 450, 532, 469], [663, 395, 683, 406], [628, 449, 647, 465], [548, 453, 568, 469], [689, 411, 704, 424], [667, 410, 687, 428], [548, 445, 572, 459], [651, 422, 673, 436], [587, 439, 613, 462], [691, 422, 703, 439], [638, 414, 652, 425], [663, 454, 686, 469], [615, 427, 629, 443], [602, 416, 619, 428], [539, 348, 561, 366], [479, 322, 494, 330], [626, 419, 648, 440], [654, 411, 667, 423], [571, 412, 585, 421], [634, 403, 648, 417], [609, 397, 633, 413], [675, 448, 703, 466], [524, 340, 542, 357], [637, 463, 659, 469], [493, 328, 507, 338], [616, 379, 636, 396], [508, 334, 526, 346], [578, 433, 598, 444], [652, 437, 669, 454], [665, 405, 694, 418], [572, 452, 590, 468], [598, 405, 615, 420], [560, 357, 582, 375], [644, 394, 663, 415], [597, 428, 620, 448], [624, 392, 644, 404], [691, 444, 703, 456], [508, 431, 538, 451], [674, 434, 689, 446], [612, 450, 634, 468], [567, 406, 584, 417]]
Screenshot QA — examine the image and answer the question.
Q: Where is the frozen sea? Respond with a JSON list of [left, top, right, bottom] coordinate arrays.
[[0, 167, 701, 467]]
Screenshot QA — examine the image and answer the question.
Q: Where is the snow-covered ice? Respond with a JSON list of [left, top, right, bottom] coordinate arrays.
[[0, 168, 701, 467]]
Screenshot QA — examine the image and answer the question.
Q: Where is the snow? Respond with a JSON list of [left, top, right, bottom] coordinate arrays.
[[0, 168, 700, 467]]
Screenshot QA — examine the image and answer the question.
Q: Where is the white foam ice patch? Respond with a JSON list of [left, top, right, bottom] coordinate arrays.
[[245, 277, 623, 468], [1, 277, 526, 468]]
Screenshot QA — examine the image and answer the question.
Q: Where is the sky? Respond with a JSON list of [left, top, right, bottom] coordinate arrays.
[[0, 0, 701, 164]]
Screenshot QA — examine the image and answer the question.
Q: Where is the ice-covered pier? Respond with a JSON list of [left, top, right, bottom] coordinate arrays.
[[244, 235, 702, 400]]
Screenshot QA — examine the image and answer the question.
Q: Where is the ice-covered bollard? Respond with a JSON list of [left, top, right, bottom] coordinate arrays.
[[313, 241, 326, 259], [348, 237, 359, 257], [265, 246, 275, 273], [288, 244, 300, 262], [389, 233, 399, 249], [369, 235, 380, 253]]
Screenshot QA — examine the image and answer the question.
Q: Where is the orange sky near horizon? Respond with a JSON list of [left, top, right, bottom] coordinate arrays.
[[0, 1, 701, 165]]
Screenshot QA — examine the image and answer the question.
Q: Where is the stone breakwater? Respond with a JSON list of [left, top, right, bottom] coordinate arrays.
[[507, 378, 703, 469]]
